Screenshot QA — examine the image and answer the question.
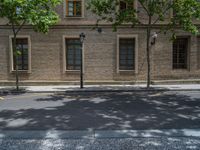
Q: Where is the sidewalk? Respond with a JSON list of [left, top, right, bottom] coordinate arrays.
[[0, 84, 200, 93]]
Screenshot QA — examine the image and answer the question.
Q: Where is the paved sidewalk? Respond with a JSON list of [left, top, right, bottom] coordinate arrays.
[[0, 84, 200, 93]]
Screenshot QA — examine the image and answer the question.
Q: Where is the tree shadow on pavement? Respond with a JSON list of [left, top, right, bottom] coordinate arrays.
[[0, 87, 27, 97], [0, 91, 200, 131]]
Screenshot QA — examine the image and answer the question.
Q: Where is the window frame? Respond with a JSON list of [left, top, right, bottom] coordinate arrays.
[[117, 0, 138, 17], [117, 34, 138, 73], [64, 0, 84, 18], [172, 36, 190, 70], [9, 35, 31, 73], [63, 35, 84, 73]]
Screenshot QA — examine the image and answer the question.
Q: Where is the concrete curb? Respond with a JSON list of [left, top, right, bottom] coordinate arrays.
[[0, 129, 200, 139]]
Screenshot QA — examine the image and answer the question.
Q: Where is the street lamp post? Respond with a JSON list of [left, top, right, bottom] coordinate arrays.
[[79, 33, 85, 89]]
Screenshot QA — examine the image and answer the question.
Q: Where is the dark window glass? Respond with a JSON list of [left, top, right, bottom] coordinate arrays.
[[119, 38, 135, 70], [173, 37, 188, 69], [173, 9, 176, 18], [66, 0, 82, 17], [119, 1, 134, 11], [66, 39, 81, 70], [12, 38, 29, 70], [120, 1, 127, 11]]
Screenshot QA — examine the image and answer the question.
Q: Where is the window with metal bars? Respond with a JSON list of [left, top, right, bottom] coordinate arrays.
[[173, 37, 188, 69], [119, 38, 135, 70], [12, 38, 29, 71], [65, 0, 82, 17], [66, 39, 81, 70]]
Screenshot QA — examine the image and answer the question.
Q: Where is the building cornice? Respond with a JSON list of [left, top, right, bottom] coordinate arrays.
[[0, 24, 200, 30]]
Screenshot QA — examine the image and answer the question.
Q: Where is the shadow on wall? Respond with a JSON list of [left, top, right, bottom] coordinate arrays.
[[0, 91, 200, 130]]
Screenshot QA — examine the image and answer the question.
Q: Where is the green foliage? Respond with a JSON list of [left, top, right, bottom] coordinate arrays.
[[88, 0, 200, 35], [0, 0, 61, 90], [171, 0, 200, 34], [0, 0, 61, 33]]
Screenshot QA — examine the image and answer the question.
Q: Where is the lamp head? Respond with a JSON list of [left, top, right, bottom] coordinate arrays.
[[80, 33, 86, 43], [151, 32, 158, 45], [152, 32, 158, 39]]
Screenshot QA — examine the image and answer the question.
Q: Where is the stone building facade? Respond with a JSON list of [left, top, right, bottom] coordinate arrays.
[[0, 0, 200, 85]]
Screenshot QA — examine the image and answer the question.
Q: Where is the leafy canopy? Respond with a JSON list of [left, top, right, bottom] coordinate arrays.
[[0, 0, 61, 33], [88, 0, 200, 34]]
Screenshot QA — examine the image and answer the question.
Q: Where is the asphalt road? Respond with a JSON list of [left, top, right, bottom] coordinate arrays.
[[0, 91, 200, 149], [1, 137, 200, 150], [0, 91, 200, 130]]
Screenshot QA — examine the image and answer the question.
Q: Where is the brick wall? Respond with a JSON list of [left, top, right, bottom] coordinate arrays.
[[197, 37, 200, 70], [0, 27, 200, 83], [0, 0, 200, 84]]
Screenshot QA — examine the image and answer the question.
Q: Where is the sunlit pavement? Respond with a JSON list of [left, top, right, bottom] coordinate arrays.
[[0, 91, 200, 149]]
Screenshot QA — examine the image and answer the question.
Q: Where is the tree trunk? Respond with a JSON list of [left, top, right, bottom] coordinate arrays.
[[146, 16, 152, 89], [13, 33, 19, 91]]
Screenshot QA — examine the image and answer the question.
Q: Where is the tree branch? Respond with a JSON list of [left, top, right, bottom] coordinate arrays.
[[15, 20, 26, 35], [152, 1, 173, 25], [138, 1, 150, 16], [10, 20, 18, 38]]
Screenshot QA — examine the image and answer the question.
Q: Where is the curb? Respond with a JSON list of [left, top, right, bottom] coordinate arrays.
[[0, 129, 200, 139]]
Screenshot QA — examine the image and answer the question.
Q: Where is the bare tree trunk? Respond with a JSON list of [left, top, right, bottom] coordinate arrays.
[[11, 22, 26, 91], [146, 16, 152, 89], [13, 33, 19, 91]]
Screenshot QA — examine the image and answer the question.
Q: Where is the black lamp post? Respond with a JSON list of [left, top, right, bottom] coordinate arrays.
[[79, 33, 85, 89]]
